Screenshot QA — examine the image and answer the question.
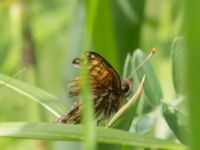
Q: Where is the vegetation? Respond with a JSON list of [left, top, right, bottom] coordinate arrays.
[[0, 0, 199, 150]]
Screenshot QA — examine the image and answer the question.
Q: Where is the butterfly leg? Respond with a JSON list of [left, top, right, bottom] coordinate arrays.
[[105, 102, 112, 128]]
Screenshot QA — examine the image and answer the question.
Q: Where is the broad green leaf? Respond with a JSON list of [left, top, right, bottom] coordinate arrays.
[[134, 49, 163, 107], [0, 122, 185, 149], [171, 37, 186, 95], [162, 103, 190, 144], [0, 73, 66, 117]]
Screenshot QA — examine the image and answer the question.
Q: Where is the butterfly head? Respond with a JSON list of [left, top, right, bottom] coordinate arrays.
[[121, 79, 132, 97]]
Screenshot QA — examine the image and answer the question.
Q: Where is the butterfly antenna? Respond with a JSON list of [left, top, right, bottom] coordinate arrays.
[[128, 48, 156, 79], [0, 67, 27, 88]]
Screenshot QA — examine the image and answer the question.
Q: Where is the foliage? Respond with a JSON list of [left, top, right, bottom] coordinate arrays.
[[0, 0, 193, 150]]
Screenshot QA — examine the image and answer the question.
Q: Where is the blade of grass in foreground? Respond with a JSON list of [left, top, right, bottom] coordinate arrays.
[[0, 122, 185, 150], [81, 0, 99, 149], [0, 73, 66, 117], [186, 0, 200, 149]]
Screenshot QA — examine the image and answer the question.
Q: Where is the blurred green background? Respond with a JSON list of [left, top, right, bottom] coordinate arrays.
[[0, 0, 195, 150]]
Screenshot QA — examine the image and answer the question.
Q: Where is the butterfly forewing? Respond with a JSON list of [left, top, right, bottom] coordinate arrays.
[[87, 52, 121, 92]]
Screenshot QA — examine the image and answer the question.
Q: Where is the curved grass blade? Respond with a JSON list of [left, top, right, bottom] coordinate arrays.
[[0, 122, 185, 149], [0, 73, 66, 117]]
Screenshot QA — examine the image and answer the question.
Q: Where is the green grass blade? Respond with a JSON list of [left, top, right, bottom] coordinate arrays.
[[0, 122, 185, 149], [81, 0, 99, 149], [80, 61, 97, 150], [0, 73, 66, 117], [185, 1, 200, 149]]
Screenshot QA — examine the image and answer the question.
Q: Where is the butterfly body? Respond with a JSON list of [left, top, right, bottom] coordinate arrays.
[[57, 52, 131, 124]]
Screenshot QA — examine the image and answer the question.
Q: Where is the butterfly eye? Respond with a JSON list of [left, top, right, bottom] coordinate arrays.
[[121, 82, 129, 93], [122, 83, 129, 93], [121, 80, 132, 97]]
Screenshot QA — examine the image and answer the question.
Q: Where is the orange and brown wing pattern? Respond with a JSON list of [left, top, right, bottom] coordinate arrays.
[[69, 52, 121, 94], [87, 52, 121, 93], [57, 51, 122, 124], [68, 52, 121, 97]]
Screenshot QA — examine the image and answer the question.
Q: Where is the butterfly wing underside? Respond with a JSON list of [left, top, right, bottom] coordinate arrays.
[[57, 52, 122, 124]]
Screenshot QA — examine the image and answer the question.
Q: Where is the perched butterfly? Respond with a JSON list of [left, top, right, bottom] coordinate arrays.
[[57, 49, 156, 126], [57, 51, 132, 125]]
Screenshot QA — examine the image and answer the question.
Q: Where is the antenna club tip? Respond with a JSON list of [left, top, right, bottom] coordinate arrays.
[[152, 48, 157, 53]]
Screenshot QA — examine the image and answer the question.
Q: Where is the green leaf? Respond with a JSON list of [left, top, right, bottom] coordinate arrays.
[[135, 115, 155, 134], [0, 73, 66, 117], [0, 122, 185, 149], [134, 49, 163, 107], [162, 103, 190, 144], [171, 37, 186, 95]]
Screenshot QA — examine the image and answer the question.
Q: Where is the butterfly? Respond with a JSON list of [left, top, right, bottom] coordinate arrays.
[[57, 51, 132, 126]]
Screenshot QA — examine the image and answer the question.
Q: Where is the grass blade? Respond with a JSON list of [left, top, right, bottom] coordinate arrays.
[[0, 122, 185, 149], [185, 1, 200, 149], [0, 73, 66, 117]]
